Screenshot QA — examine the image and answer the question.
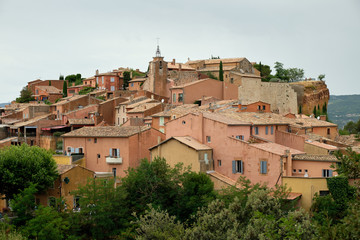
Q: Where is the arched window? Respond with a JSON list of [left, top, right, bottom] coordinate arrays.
[[159, 61, 163, 69]]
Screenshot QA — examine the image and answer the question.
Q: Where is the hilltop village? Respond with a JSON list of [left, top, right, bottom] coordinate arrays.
[[0, 47, 355, 211]]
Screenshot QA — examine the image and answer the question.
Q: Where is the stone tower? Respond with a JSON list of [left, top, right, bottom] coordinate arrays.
[[148, 45, 168, 97]]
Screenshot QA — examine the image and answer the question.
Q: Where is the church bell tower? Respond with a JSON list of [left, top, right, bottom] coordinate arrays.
[[148, 45, 168, 97]]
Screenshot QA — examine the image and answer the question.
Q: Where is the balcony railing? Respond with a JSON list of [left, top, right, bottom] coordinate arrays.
[[106, 156, 123, 164]]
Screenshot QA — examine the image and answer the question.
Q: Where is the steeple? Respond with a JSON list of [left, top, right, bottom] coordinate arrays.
[[155, 45, 161, 57]]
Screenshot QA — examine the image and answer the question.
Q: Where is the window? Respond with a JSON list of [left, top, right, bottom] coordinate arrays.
[[112, 168, 117, 177], [299, 169, 302, 173], [110, 77, 115, 82], [74, 196, 80, 209], [111, 86, 115, 91], [94, 138, 97, 143], [320, 191, 330, 196], [230, 78, 234, 84], [265, 126, 269, 135], [159, 61, 163, 69], [262, 105, 265, 110], [206, 136, 211, 143], [182, 120, 186, 125], [110, 148, 120, 157], [159, 117, 165, 126], [218, 160, 222, 167], [293, 169, 296, 173], [97, 154, 100, 158], [131, 83, 134, 87], [204, 153, 209, 164], [322, 169, 333, 177], [255, 127, 259, 135], [178, 93, 183, 102], [96, 77, 99, 84], [118, 117, 120, 125], [172, 93, 176, 103], [327, 128, 330, 135], [159, 128, 165, 133], [232, 160, 244, 174], [260, 160, 267, 174], [271, 126, 274, 135], [102, 76, 104, 84], [258, 105, 261, 110], [236, 135, 244, 140]]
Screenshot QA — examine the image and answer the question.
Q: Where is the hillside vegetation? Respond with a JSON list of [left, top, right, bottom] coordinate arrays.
[[328, 95, 360, 128]]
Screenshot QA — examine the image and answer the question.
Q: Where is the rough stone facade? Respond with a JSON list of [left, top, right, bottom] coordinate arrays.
[[238, 78, 298, 114], [147, 57, 168, 97], [290, 81, 329, 115]]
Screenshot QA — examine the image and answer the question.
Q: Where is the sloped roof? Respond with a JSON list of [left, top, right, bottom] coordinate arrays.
[[186, 58, 245, 65], [305, 140, 338, 150], [292, 154, 339, 162], [57, 164, 76, 174], [202, 112, 250, 125], [67, 119, 95, 125], [251, 142, 305, 156], [127, 102, 161, 113], [167, 62, 195, 70], [10, 114, 52, 128], [152, 104, 199, 117], [170, 78, 212, 89], [36, 86, 62, 94], [150, 136, 212, 151], [62, 125, 151, 138]]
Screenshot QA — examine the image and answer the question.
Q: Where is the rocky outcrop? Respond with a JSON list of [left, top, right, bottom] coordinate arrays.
[[290, 80, 329, 115]]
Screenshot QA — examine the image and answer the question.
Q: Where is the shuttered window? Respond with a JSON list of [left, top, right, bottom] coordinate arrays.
[[260, 160, 267, 174]]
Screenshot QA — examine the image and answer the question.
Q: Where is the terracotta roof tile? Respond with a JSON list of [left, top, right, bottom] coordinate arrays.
[[67, 119, 95, 125], [127, 102, 161, 113], [62, 125, 151, 138], [292, 154, 339, 162], [251, 142, 305, 156], [305, 140, 338, 150], [36, 86, 62, 94], [57, 164, 76, 174]]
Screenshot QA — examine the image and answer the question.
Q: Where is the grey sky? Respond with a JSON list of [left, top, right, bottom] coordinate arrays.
[[0, 0, 359, 103]]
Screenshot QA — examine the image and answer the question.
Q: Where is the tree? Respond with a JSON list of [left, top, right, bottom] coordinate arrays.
[[287, 68, 304, 82], [48, 81, 51, 86], [318, 74, 326, 81], [62, 81, 67, 97], [313, 106, 317, 117], [332, 148, 360, 180], [219, 61, 224, 81], [253, 62, 272, 82], [0, 145, 58, 199], [59, 75, 64, 80], [70, 178, 130, 240], [123, 71, 131, 90], [22, 206, 70, 240], [274, 62, 289, 82], [16, 87, 34, 103], [10, 184, 37, 226], [299, 105, 302, 114]]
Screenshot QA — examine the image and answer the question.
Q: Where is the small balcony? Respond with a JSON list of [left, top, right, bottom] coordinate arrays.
[[106, 156, 123, 164]]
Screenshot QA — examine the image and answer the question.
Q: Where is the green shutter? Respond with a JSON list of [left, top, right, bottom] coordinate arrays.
[[240, 161, 244, 174], [232, 161, 236, 174]]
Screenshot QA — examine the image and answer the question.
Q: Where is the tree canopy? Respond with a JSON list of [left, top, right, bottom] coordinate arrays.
[[16, 87, 34, 103], [0, 145, 58, 199], [123, 71, 131, 90]]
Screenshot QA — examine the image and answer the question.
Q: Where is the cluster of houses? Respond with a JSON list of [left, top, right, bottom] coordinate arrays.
[[0, 47, 356, 211]]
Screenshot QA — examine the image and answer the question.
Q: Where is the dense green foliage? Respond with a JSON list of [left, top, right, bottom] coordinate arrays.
[[205, 72, 218, 80], [253, 62, 272, 82], [15, 87, 34, 103], [62, 80, 67, 97], [219, 61, 224, 81], [4, 155, 360, 239], [123, 71, 131, 90], [65, 74, 82, 86], [332, 148, 360, 180], [78, 86, 95, 95], [0, 145, 58, 199]]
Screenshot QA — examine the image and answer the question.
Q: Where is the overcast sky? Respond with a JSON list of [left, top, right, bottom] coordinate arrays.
[[0, 0, 359, 103]]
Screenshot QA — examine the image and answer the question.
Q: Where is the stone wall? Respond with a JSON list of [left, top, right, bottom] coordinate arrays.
[[168, 70, 199, 86], [238, 78, 298, 114]]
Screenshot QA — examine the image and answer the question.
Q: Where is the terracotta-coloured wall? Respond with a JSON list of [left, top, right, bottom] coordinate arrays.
[[304, 143, 330, 155], [165, 113, 203, 142], [150, 139, 212, 172], [28, 80, 64, 94], [63, 128, 164, 178], [96, 75, 122, 91], [152, 116, 170, 133], [252, 125, 277, 142], [291, 160, 337, 178], [54, 96, 103, 118], [62, 105, 98, 125], [129, 81, 142, 91], [275, 130, 305, 151], [36, 166, 94, 208], [98, 97, 126, 125], [239, 102, 271, 113], [312, 126, 338, 140], [282, 177, 328, 211]]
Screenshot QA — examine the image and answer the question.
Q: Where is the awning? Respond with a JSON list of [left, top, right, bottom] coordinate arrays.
[[41, 125, 68, 131]]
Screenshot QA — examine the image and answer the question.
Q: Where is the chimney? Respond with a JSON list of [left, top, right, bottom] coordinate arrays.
[[151, 94, 154, 99], [96, 69, 99, 75], [172, 59, 175, 65], [284, 149, 290, 156], [179, 63, 182, 71]]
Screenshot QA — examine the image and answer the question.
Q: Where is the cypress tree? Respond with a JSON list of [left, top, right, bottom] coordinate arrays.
[[49, 81, 51, 86], [313, 106, 317, 117], [63, 81, 67, 97], [299, 105, 302, 114], [219, 61, 224, 81]]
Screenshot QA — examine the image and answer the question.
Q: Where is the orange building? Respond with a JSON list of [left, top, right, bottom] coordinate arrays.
[[34, 86, 63, 103], [62, 126, 165, 178]]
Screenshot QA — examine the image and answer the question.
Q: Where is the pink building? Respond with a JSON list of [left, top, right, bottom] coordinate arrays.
[[62, 126, 165, 178], [170, 78, 238, 105]]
